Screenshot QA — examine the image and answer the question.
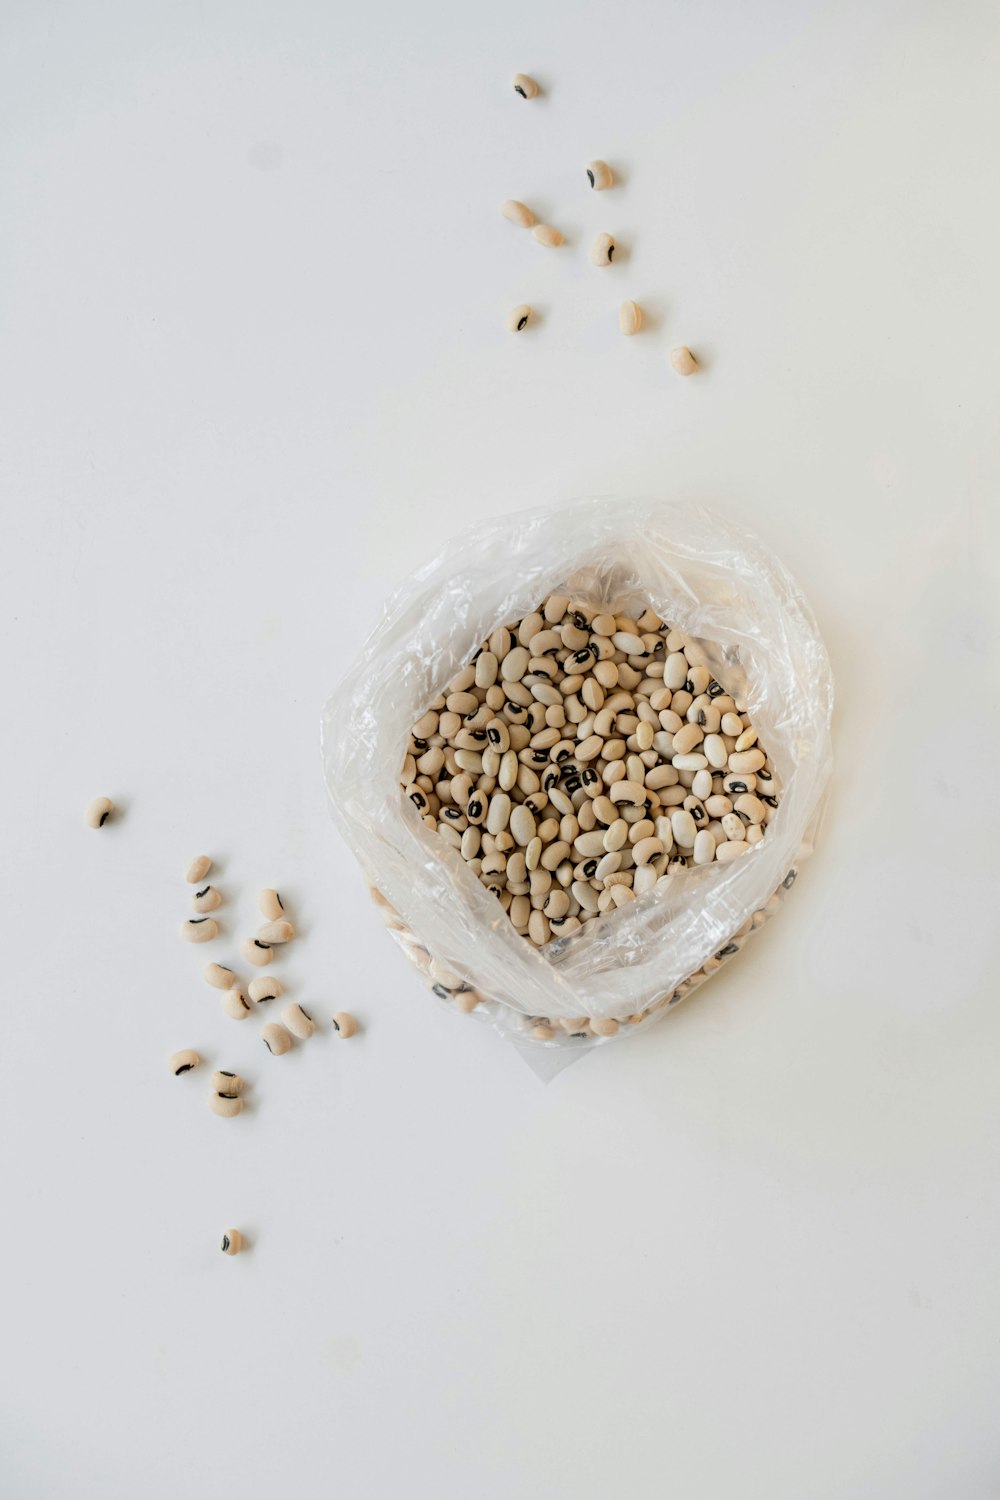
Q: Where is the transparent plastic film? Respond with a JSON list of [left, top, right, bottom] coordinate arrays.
[[321, 497, 833, 1048]]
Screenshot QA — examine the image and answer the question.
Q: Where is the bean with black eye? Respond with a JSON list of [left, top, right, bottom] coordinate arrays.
[[506, 304, 532, 332], [211, 1070, 243, 1097], [258, 889, 284, 920], [242, 937, 273, 967], [209, 1092, 242, 1118], [591, 233, 616, 266], [221, 1230, 243, 1256], [204, 963, 237, 990], [586, 160, 614, 190], [85, 797, 114, 828], [222, 986, 252, 1020], [512, 73, 538, 98], [180, 918, 218, 943], [331, 1011, 357, 1038], [169, 1049, 200, 1076], [248, 975, 282, 1004], [282, 1002, 315, 1040], [261, 1022, 292, 1056], [191, 884, 222, 913]]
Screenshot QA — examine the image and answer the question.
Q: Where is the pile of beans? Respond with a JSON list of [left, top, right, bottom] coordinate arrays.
[[401, 594, 779, 948]]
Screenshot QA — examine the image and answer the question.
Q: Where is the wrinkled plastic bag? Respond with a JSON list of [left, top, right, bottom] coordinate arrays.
[[322, 497, 833, 1055]]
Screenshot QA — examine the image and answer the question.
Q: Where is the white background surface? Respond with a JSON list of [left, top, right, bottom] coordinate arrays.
[[2, 2, 999, 1496]]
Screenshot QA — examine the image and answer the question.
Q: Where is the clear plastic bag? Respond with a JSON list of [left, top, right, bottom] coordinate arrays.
[[321, 497, 833, 1050]]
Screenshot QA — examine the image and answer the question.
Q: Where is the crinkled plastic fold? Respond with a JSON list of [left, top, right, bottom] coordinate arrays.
[[322, 497, 833, 1042]]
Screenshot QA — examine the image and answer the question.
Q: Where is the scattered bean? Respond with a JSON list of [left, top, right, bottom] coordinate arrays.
[[204, 963, 237, 990], [221, 986, 252, 1021], [619, 300, 642, 335], [586, 160, 614, 190], [331, 1012, 357, 1038], [185, 855, 212, 884], [501, 199, 534, 227], [248, 976, 282, 1004], [169, 1049, 200, 1076], [211, 1070, 243, 1096], [85, 797, 114, 828], [506, 304, 532, 332], [258, 889, 285, 920], [242, 937, 273, 967], [282, 1003, 314, 1040], [532, 224, 564, 248], [512, 73, 538, 98], [670, 346, 699, 376], [191, 885, 222, 913], [260, 1022, 292, 1056], [256, 919, 294, 945], [209, 1091, 243, 1117], [221, 1230, 243, 1256], [591, 233, 616, 266], [181, 918, 218, 943]]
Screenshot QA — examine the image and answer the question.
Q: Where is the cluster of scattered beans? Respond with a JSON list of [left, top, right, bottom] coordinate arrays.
[[85, 807, 360, 1252], [501, 74, 699, 376], [401, 594, 779, 948]]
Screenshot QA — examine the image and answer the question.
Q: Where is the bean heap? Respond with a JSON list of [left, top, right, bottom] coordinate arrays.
[[401, 595, 779, 947]]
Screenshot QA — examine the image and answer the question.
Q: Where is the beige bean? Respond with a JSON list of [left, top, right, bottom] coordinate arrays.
[[332, 1011, 357, 1037], [716, 839, 749, 863], [282, 1003, 315, 1040], [257, 919, 294, 945], [512, 73, 538, 98], [242, 937, 273, 967], [609, 780, 646, 805], [633, 837, 664, 866], [180, 918, 218, 943], [670, 346, 699, 376], [211, 1070, 243, 1096], [258, 889, 285, 920], [586, 160, 614, 190], [729, 749, 766, 774], [506, 304, 532, 332], [619, 300, 642, 335], [261, 1022, 292, 1056], [204, 963, 238, 990], [209, 1092, 243, 1118], [84, 796, 114, 828], [191, 884, 222, 913], [169, 1049, 200, 1076], [221, 986, 252, 1021], [248, 975, 282, 1004], [591, 1017, 619, 1036], [183, 854, 211, 882], [591, 232, 616, 266], [532, 224, 564, 248], [501, 199, 534, 227]]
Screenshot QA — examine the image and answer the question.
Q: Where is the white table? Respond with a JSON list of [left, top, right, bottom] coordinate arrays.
[[3, 3, 999, 1496]]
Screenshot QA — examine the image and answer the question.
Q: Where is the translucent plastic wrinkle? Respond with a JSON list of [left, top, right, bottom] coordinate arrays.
[[321, 497, 833, 1049]]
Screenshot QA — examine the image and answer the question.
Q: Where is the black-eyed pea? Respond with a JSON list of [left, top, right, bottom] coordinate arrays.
[[248, 975, 282, 1004], [258, 889, 285, 920], [331, 1011, 357, 1038], [512, 73, 538, 98], [221, 1230, 243, 1256], [181, 918, 218, 943], [204, 963, 238, 990], [242, 937, 273, 967], [185, 855, 212, 883], [586, 160, 614, 190], [85, 796, 114, 828], [261, 1022, 292, 1056], [670, 346, 699, 376], [506, 304, 532, 332], [169, 1049, 200, 1076], [590, 233, 616, 267], [591, 1017, 619, 1037], [256, 919, 294, 945], [211, 1070, 243, 1097], [191, 884, 222, 913], [221, 986, 252, 1021], [209, 1091, 243, 1117], [282, 1003, 314, 1040]]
